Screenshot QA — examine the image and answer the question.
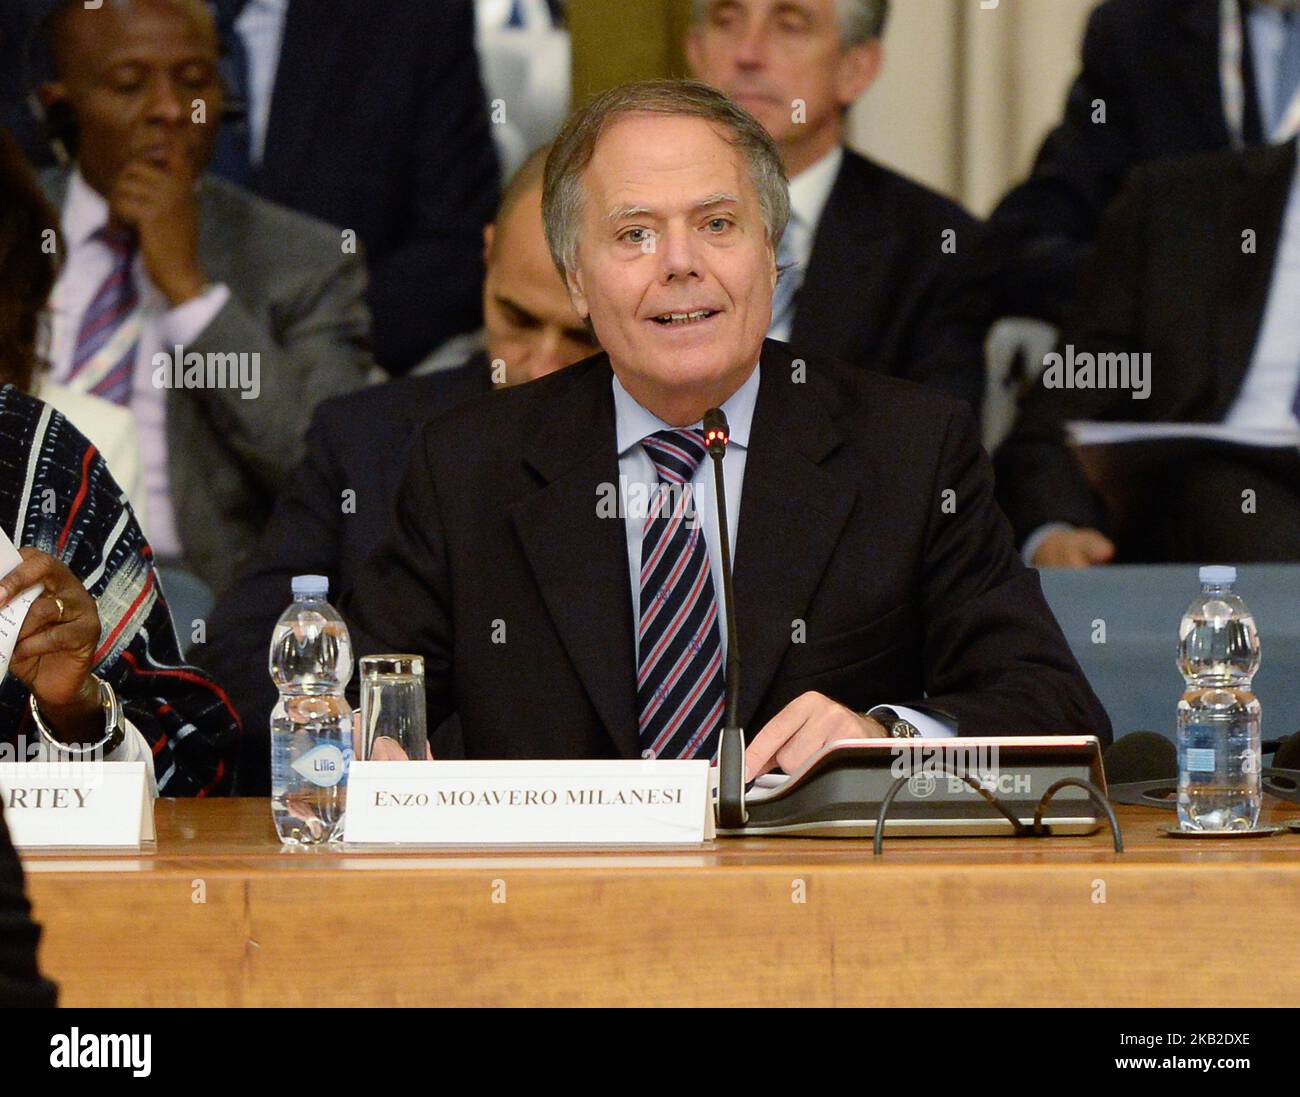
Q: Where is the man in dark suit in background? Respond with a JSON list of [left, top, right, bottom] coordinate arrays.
[[195, 147, 599, 790], [0, 808, 56, 1007], [979, 0, 1300, 327], [995, 139, 1300, 567], [204, 0, 501, 374], [342, 81, 1109, 777], [685, 0, 985, 411]]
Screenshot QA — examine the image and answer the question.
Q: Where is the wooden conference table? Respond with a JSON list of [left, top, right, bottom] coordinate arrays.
[[20, 797, 1300, 1007]]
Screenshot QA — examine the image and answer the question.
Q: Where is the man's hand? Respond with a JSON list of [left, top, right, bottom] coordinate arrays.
[[1032, 528, 1115, 569], [109, 144, 206, 306], [744, 692, 886, 781], [0, 548, 102, 743]]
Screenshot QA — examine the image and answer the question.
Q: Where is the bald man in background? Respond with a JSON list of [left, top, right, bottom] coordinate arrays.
[[194, 147, 599, 791]]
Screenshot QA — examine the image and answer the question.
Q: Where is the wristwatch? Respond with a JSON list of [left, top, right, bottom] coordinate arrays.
[[864, 707, 921, 739], [29, 676, 126, 758]]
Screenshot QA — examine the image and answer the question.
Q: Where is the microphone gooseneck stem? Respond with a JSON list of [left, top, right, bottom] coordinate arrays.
[[709, 447, 740, 731], [703, 406, 746, 828]]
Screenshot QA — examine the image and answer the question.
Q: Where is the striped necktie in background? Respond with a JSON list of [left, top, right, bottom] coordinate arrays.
[[66, 226, 142, 407], [636, 429, 726, 761]]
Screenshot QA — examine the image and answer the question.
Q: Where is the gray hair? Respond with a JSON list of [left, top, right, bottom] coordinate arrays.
[[690, 0, 890, 47], [542, 79, 790, 278]]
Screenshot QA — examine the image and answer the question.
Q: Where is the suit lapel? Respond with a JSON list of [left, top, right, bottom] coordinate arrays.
[[38, 169, 69, 213], [258, 0, 349, 188], [1175, 0, 1235, 146], [510, 359, 640, 757], [789, 154, 886, 357], [196, 178, 247, 293], [732, 343, 858, 732], [1212, 140, 1296, 412]]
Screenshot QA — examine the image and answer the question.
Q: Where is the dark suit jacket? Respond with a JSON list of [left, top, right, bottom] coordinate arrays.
[[0, 1, 54, 167], [978, 0, 1267, 324], [993, 140, 1297, 547], [195, 359, 492, 792], [0, 809, 56, 1008], [341, 342, 1112, 759], [789, 149, 985, 411], [249, 0, 500, 373]]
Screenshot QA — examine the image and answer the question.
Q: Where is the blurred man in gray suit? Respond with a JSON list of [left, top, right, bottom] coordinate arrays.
[[32, 0, 370, 593]]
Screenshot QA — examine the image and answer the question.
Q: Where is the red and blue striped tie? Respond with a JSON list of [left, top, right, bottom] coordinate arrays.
[[67, 226, 140, 406], [637, 429, 726, 761]]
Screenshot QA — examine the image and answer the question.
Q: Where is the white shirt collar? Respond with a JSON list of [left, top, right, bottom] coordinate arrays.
[[241, 0, 290, 19], [786, 144, 844, 233], [62, 169, 111, 251], [613, 361, 761, 457]]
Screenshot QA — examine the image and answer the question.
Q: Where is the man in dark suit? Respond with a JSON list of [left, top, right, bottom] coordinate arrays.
[[194, 147, 599, 790], [995, 139, 1300, 567], [684, 0, 984, 411], [341, 80, 1109, 777], [0, 808, 56, 1007], [204, 0, 500, 375], [979, 0, 1300, 326]]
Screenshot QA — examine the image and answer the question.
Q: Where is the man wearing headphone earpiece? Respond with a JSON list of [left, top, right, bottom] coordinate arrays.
[[27, 0, 373, 595]]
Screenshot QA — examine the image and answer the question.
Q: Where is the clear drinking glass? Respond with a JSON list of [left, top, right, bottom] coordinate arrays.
[[359, 655, 429, 762]]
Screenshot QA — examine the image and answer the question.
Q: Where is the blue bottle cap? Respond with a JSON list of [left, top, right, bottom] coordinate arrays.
[[291, 574, 329, 597], [1199, 565, 1236, 585]]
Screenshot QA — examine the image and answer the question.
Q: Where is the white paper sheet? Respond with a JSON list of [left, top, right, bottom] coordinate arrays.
[[1066, 421, 1300, 449], [0, 527, 42, 683]]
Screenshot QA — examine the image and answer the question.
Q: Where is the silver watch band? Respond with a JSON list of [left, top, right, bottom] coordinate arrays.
[[29, 676, 126, 758], [887, 719, 921, 739]]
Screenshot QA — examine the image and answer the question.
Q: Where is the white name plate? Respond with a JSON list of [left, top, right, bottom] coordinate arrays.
[[344, 759, 713, 845], [0, 761, 154, 849]]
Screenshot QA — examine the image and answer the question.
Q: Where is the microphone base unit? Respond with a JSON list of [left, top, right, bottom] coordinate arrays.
[[714, 736, 1108, 839]]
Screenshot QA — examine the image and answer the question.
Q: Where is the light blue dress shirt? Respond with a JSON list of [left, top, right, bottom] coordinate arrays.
[[613, 365, 756, 662], [611, 365, 953, 741]]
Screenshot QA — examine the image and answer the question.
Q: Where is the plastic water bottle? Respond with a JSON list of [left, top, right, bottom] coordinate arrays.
[[1176, 566, 1262, 831], [270, 575, 354, 845]]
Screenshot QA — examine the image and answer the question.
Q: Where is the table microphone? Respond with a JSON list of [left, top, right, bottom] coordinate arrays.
[[702, 407, 746, 827], [1271, 731, 1300, 770], [1265, 731, 1300, 803], [1102, 731, 1177, 784], [1106, 730, 1300, 808]]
